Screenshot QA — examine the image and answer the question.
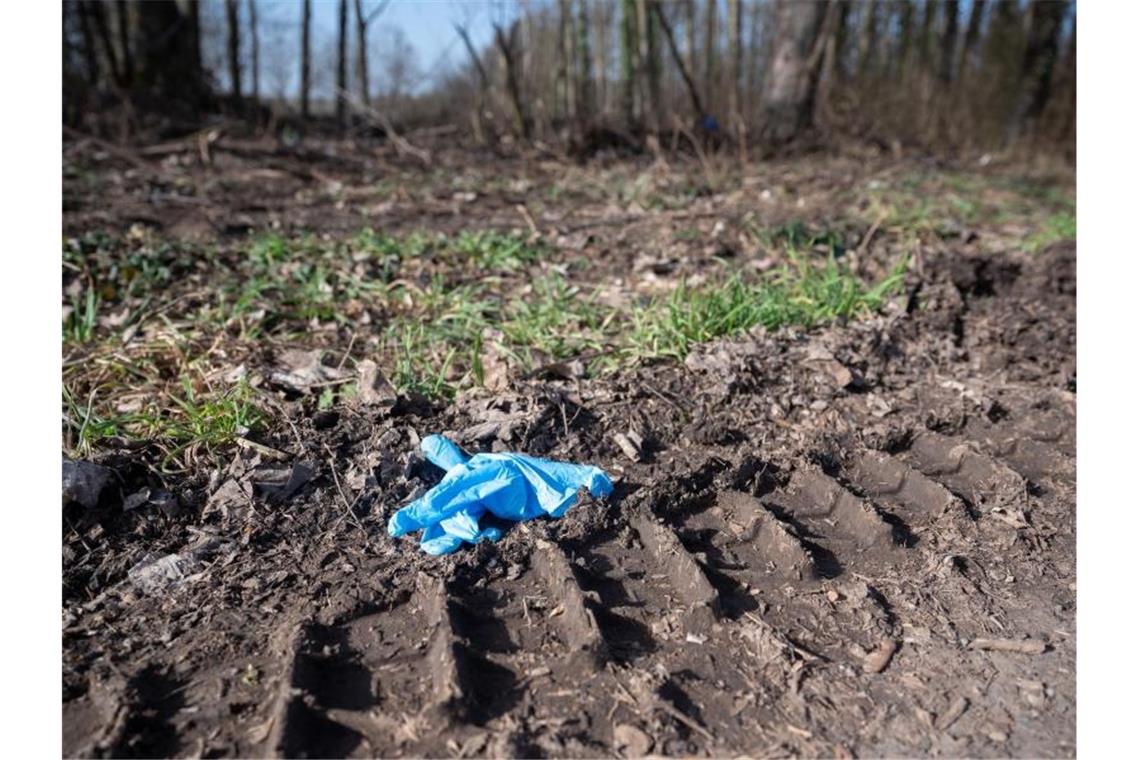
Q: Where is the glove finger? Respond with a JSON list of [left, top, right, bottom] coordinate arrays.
[[438, 505, 486, 541], [421, 434, 470, 472], [419, 522, 465, 556], [388, 460, 525, 537]]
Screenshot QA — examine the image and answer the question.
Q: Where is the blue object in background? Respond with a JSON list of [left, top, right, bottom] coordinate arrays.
[[388, 435, 615, 555]]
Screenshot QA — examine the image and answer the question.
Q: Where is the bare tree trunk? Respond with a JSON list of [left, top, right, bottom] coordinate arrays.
[[301, 0, 311, 121], [620, 0, 636, 127], [594, 1, 609, 115], [654, 1, 704, 121], [248, 0, 260, 112], [557, 0, 572, 120], [1008, 0, 1067, 142], [857, 0, 879, 79], [495, 22, 532, 138], [77, 1, 102, 86], [894, 0, 914, 79], [114, 1, 134, 86], [918, 0, 935, 73], [704, 0, 718, 114], [354, 0, 370, 107], [685, 0, 698, 87], [758, 0, 828, 145], [456, 23, 491, 91], [634, 0, 651, 129], [456, 23, 490, 142], [728, 0, 742, 122], [939, 0, 959, 85], [91, 1, 122, 85], [832, 0, 851, 82], [337, 0, 348, 127], [136, 1, 205, 107], [577, 0, 594, 122], [958, 0, 986, 75], [746, 0, 763, 117], [225, 0, 242, 112]]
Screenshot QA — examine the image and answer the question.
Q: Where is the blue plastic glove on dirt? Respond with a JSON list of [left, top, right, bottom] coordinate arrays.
[[388, 434, 614, 555]]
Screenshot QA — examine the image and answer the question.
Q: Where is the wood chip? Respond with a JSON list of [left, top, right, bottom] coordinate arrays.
[[935, 695, 969, 731], [862, 638, 899, 674], [967, 638, 1047, 654], [613, 432, 642, 462]]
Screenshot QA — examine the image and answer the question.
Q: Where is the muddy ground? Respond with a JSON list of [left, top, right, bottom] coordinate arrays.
[[62, 135, 1075, 758]]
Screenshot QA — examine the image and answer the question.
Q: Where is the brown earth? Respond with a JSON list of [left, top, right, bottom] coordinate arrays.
[[62, 138, 1075, 758]]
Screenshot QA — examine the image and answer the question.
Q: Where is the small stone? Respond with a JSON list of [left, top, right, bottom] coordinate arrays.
[[613, 724, 654, 757], [356, 359, 397, 408]]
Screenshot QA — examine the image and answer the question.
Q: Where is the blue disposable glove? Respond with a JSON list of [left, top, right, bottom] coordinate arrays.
[[388, 434, 614, 555]]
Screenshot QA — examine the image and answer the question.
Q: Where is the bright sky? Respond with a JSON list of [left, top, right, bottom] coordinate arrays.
[[234, 0, 527, 98]]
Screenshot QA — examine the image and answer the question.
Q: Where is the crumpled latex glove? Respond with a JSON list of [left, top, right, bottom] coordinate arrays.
[[388, 434, 614, 555]]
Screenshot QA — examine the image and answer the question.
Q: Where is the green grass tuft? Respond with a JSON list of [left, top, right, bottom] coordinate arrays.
[[627, 255, 907, 360], [1027, 211, 1076, 252]]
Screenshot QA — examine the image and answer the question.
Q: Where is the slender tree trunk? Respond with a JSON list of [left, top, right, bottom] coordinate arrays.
[[895, 0, 914, 78], [77, 1, 101, 86], [557, 0, 571, 119], [646, 0, 662, 128], [188, 0, 202, 85], [833, 1, 851, 82], [958, 0, 986, 75], [684, 0, 698, 88], [114, 1, 134, 85], [248, 0, 260, 111], [495, 22, 532, 138], [858, 0, 879, 79], [136, 1, 204, 106], [456, 23, 490, 91], [746, 0, 763, 118], [1008, 0, 1067, 142], [337, 0, 348, 126], [577, 0, 594, 121], [918, 0, 935, 73], [455, 23, 490, 141], [654, 1, 704, 121], [301, 0, 311, 120], [225, 0, 242, 111], [354, 0, 370, 107], [759, 0, 828, 144], [635, 0, 651, 128], [704, 0, 718, 114], [939, 0, 959, 85], [728, 0, 742, 121], [91, 2, 122, 86], [620, 0, 637, 126], [595, 1, 609, 115]]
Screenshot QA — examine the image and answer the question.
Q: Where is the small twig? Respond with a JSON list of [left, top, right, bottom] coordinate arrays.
[[516, 203, 540, 240], [856, 213, 887, 258], [323, 444, 365, 532], [235, 437, 290, 461], [336, 332, 358, 372]]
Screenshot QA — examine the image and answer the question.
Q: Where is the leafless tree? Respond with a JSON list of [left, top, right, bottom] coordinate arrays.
[[758, 0, 828, 144], [225, 0, 242, 111], [938, 0, 959, 85], [301, 0, 311, 120], [1008, 0, 1068, 142], [337, 0, 348, 126], [495, 21, 532, 138], [247, 0, 260, 112]]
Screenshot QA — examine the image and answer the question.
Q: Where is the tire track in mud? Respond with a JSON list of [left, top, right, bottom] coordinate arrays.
[[258, 240, 1078, 756], [262, 380, 1075, 757]]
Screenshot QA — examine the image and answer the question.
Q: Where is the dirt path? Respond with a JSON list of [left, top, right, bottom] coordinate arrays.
[[62, 146, 1075, 757]]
